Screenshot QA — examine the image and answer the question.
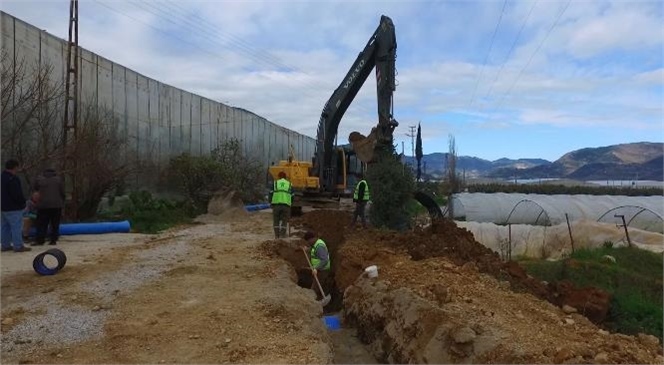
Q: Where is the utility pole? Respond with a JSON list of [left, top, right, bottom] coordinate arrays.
[[406, 125, 416, 159], [63, 0, 79, 220]]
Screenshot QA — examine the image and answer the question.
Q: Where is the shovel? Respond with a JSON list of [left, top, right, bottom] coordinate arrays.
[[301, 247, 331, 306]]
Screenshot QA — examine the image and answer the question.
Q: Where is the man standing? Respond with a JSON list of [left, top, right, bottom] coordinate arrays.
[[350, 173, 370, 229], [33, 168, 65, 246], [303, 231, 331, 301], [271, 171, 293, 238], [1, 159, 31, 252]]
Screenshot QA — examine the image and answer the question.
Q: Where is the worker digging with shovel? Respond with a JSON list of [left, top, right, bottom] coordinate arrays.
[[301, 231, 332, 306]]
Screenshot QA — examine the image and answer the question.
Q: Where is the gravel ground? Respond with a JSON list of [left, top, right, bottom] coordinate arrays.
[[1, 223, 230, 357]]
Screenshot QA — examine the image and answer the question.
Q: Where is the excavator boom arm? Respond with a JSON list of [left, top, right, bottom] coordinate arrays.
[[314, 15, 398, 192]]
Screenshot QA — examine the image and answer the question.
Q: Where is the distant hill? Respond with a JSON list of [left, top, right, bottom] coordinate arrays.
[[400, 142, 663, 181], [402, 154, 550, 178], [486, 142, 663, 181]]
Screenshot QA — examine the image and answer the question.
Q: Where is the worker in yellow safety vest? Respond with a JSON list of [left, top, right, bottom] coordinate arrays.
[[303, 231, 331, 301], [350, 173, 370, 229], [271, 171, 293, 238]]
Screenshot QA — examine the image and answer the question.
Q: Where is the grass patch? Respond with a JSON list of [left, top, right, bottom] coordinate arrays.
[[520, 246, 663, 340], [98, 191, 201, 234]]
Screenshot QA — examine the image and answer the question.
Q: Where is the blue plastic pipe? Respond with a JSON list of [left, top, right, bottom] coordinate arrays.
[[29, 220, 131, 236], [244, 203, 270, 212]]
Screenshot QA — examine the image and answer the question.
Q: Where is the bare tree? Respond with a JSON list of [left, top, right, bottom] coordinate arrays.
[[1, 50, 66, 186], [72, 103, 133, 219], [2, 50, 133, 219]]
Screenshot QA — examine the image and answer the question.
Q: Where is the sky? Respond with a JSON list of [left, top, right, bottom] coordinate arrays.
[[1, 0, 663, 162]]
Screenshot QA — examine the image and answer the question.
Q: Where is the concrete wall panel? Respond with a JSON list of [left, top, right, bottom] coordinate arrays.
[[180, 91, 191, 155], [13, 18, 39, 70], [190, 94, 201, 156], [147, 78, 159, 165], [79, 48, 97, 107], [200, 98, 211, 155], [1, 11, 316, 193], [125, 69, 139, 160], [169, 89, 181, 155], [97, 57, 113, 110], [136, 74, 149, 161], [1, 13, 14, 59], [41, 31, 65, 95]]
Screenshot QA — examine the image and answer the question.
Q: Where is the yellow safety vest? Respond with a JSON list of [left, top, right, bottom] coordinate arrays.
[[310, 239, 331, 270], [271, 178, 292, 206], [353, 180, 370, 201]]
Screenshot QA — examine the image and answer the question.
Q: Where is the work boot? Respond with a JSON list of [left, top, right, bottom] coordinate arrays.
[[49, 241, 57, 246], [14, 246, 32, 252], [1, 247, 12, 252]]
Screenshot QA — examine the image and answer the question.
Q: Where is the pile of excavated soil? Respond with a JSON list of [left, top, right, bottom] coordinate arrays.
[[338, 219, 612, 324], [264, 210, 662, 363], [342, 263, 662, 364], [204, 188, 248, 221]]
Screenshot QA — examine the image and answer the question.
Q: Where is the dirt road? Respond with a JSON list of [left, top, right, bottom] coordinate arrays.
[[1, 211, 332, 364]]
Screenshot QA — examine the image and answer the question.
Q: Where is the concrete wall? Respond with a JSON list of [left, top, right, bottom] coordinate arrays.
[[1, 11, 315, 187]]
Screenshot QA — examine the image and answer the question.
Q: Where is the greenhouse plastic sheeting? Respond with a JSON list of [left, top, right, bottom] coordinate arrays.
[[457, 220, 664, 260], [451, 193, 664, 232]]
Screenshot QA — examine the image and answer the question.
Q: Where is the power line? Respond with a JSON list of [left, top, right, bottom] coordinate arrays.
[[467, 0, 508, 109], [161, 0, 299, 72], [92, 1, 233, 66], [480, 0, 538, 113], [138, 0, 378, 117], [487, 0, 572, 121], [162, 0, 389, 120]]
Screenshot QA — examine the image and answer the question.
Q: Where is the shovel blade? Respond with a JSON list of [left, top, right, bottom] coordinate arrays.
[[318, 295, 331, 307]]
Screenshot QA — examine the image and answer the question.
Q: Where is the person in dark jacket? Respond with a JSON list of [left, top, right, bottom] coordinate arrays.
[[33, 168, 65, 246], [1, 159, 31, 252], [350, 173, 370, 229]]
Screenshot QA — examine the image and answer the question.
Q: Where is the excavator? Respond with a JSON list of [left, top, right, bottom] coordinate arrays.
[[268, 15, 442, 217]]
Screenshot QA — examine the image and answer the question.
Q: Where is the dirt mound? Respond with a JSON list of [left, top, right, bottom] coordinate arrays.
[[199, 189, 248, 223], [291, 210, 611, 325], [343, 268, 662, 364], [340, 218, 612, 324]]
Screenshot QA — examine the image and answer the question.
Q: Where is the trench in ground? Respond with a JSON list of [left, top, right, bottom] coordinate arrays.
[[270, 240, 379, 364]]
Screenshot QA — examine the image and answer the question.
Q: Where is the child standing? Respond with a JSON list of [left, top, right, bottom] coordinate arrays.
[[22, 192, 39, 241]]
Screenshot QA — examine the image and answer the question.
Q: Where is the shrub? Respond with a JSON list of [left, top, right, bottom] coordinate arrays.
[[366, 146, 415, 230], [166, 138, 264, 211]]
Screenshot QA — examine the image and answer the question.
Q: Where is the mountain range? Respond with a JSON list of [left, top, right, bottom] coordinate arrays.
[[403, 142, 663, 181]]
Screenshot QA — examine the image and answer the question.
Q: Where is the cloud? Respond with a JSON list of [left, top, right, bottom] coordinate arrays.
[[1, 0, 661, 161], [633, 68, 664, 85], [567, 9, 664, 58]]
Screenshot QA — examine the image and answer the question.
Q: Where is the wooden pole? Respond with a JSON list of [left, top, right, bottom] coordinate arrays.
[[565, 213, 575, 253]]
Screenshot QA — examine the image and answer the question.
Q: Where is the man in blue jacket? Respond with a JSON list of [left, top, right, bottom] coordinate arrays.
[[1, 159, 31, 252]]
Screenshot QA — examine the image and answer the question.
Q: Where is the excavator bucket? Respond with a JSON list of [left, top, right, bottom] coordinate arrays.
[[349, 130, 378, 163]]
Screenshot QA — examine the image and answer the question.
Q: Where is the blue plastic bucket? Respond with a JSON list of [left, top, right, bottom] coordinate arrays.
[[323, 315, 341, 331]]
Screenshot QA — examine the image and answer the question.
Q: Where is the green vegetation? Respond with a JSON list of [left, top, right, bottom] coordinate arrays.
[[367, 144, 415, 230], [466, 183, 663, 196], [98, 191, 199, 234], [520, 246, 663, 340], [167, 138, 265, 210]]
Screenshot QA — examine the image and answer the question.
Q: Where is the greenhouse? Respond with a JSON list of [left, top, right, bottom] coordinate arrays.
[[450, 192, 664, 233]]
